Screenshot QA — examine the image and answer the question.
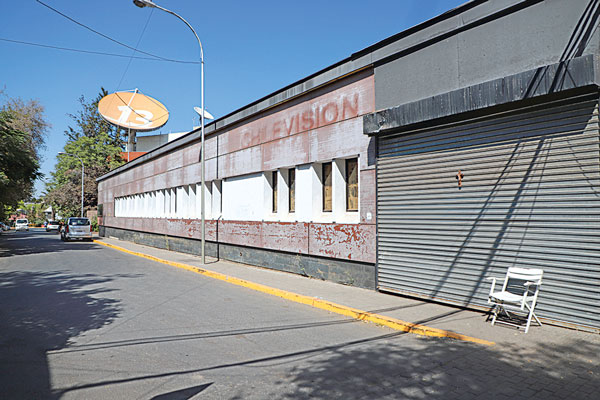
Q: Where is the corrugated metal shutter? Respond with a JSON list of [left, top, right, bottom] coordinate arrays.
[[376, 92, 600, 330]]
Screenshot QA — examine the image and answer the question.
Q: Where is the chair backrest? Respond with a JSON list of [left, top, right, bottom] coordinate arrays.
[[502, 267, 543, 294]]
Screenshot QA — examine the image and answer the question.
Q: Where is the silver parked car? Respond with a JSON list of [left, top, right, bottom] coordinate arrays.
[[61, 217, 92, 241]]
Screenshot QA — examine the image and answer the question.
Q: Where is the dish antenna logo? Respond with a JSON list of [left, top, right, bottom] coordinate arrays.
[[109, 105, 153, 129], [98, 89, 169, 131]]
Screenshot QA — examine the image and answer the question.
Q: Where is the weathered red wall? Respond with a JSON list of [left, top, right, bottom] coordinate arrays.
[[102, 217, 375, 263], [98, 70, 376, 263]]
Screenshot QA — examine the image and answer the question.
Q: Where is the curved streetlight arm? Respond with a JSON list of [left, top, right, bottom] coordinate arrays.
[[133, 0, 206, 265], [133, 1, 203, 60], [58, 152, 85, 217]]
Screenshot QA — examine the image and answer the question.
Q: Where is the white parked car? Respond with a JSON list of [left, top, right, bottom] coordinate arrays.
[[61, 217, 92, 241], [15, 219, 29, 231], [46, 220, 60, 232]]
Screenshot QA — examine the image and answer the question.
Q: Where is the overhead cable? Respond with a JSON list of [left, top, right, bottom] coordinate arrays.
[[34, 0, 198, 64], [0, 37, 198, 64]]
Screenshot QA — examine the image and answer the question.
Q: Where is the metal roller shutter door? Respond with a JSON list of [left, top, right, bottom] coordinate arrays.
[[376, 92, 600, 330]]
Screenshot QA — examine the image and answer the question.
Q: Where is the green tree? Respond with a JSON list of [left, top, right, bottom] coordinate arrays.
[[0, 91, 49, 220], [45, 88, 125, 217], [65, 87, 124, 146], [1, 96, 50, 160], [0, 111, 41, 220]]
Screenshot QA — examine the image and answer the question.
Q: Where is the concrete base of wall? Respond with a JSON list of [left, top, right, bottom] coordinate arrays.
[[100, 226, 376, 289]]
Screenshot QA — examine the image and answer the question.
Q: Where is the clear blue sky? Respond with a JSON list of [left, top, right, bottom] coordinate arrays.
[[1, 0, 465, 197]]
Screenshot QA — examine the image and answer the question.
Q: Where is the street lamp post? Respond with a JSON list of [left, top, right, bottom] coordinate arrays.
[[58, 152, 84, 217], [133, 0, 206, 265]]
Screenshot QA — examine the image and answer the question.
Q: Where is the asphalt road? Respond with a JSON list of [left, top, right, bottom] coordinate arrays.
[[0, 229, 431, 399], [2, 230, 598, 400]]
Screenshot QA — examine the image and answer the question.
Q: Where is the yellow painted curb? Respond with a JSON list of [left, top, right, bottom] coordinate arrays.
[[93, 239, 494, 346]]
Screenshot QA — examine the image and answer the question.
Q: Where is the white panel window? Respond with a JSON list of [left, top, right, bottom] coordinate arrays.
[[176, 186, 184, 218], [149, 191, 156, 217], [195, 183, 203, 219], [212, 180, 222, 219], [294, 164, 315, 222], [165, 189, 171, 217], [295, 160, 360, 224], [222, 173, 266, 221], [143, 192, 149, 218], [170, 188, 176, 218], [189, 184, 197, 218], [204, 181, 213, 219], [157, 190, 165, 218]]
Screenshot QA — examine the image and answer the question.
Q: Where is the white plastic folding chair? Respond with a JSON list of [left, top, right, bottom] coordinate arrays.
[[486, 267, 543, 333]]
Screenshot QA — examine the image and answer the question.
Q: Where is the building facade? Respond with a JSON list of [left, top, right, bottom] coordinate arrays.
[[98, 0, 600, 331]]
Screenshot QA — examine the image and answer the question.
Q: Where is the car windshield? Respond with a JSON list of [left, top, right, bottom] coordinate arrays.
[[16, 219, 27, 224], [69, 218, 90, 226], [48, 221, 58, 225]]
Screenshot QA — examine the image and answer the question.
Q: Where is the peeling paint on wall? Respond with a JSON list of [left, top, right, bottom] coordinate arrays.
[[99, 71, 376, 264]]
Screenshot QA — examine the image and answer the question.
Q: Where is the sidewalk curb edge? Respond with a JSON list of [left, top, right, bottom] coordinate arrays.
[[93, 239, 495, 346]]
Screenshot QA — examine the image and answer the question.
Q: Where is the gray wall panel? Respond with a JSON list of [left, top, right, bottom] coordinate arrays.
[[376, 93, 600, 330], [375, 0, 599, 111]]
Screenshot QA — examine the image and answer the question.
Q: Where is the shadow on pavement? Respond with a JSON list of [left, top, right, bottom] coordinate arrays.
[[0, 230, 98, 258], [0, 270, 127, 399], [273, 336, 600, 399], [150, 383, 213, 399], [50, 318, 599, 399]]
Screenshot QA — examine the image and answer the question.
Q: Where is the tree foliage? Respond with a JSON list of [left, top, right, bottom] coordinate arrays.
[[45, 88, 125, 217], [65, 87, 124, 146], [0, 91, 49, 220], [1, 97, 50, 160], [0, 112, 45, 220]]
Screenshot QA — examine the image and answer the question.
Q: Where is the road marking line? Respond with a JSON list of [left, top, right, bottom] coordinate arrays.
[[93, 239, 494, 346]]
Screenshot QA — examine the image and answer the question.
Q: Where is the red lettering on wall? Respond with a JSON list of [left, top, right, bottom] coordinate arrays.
[[315, 106, 320, 127], [285, 115, 295, 135], [234, 91, 362, 150], [342, 93, 359, 119], [272, 121, 282, 137], [321, 102, 338, 124], [301, 110, 314, 130]]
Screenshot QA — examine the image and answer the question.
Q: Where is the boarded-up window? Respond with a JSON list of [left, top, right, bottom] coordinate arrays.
[[272, 171, 278, 213], [346, 158, 358, 211], [322, 162, 332, 212], [289, 168, 295, 213]]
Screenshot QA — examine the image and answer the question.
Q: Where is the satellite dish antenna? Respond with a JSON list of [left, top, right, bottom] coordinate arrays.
[[98, 89, 169, 161], [194, 106, 215, 120], [98, 89, 169, 131]]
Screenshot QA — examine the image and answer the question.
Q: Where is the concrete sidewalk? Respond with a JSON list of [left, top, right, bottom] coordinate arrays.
[[93, 236, 598, 349]]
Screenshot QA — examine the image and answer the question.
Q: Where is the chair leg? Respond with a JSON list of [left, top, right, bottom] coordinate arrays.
[[532, 312, 542, 327], [525, 311, 533, 333], [491, 305, 499, 326]]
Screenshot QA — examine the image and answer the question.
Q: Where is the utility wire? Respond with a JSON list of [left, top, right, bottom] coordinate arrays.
[[0, 37, 198, 63], [115, 8, 155, 90], [35, 0, 198, 65]]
